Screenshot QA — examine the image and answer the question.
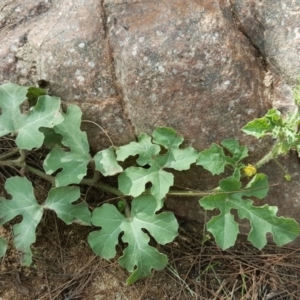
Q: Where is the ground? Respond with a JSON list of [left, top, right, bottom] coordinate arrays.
[[1, 211, 300, 299]]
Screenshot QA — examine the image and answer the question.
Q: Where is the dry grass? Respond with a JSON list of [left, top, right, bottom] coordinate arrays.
[[164, 222, 300, 300], [1, 212, 300, 299]]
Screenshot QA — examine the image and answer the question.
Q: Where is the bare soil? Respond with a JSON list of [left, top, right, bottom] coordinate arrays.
[[1, 209, 300, 300]]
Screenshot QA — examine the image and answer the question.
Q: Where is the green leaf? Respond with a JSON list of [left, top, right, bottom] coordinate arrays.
[[116, 133, 160, 166], [118, 165, 174, 202], [0, 177, 43, 265], [0, 178, 91, 264], [242, 109, 281, 138], [26, 86, 47, 107], [117, 128, 198, 202], [0, 236, 8, 259], [201, 193, 240, 250], [43, 186, 91, 225], [43, 105, 91, 186], [232, 195, 299, 249], [88, 195, 178, 284], [200, 174, 299, 249], [197, 143, 230, 175], [152, 127, 184, 149], [221, 139, 248, 162], [242, 173, 269, 199], [94, 147, 123, 176], [219, 176, 241, 192], [0, 83, 63, 150], [162, 147, 199, 171], [197, 140, 249, 177], [39, 127, 63, 148]]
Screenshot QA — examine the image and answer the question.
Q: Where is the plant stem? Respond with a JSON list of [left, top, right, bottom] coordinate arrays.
[[167, 190, 212, 196], [0, 148, 19, 161], [123, 198, 131, 218], [26, 165, 55, 185], [254, 144, 279, 169], [81, 178, 124, 196]]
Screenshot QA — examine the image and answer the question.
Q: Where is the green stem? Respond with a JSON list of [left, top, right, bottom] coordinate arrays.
[[254, 144, 279, 169], [123, 198, 131, 218], [26, 165, 55, 185], [0, 150, 28, 167], [273, 159, 285, 173], [81, 178, 124, 196], [0, 148, 19, 161], [166, 190, 212, 197]]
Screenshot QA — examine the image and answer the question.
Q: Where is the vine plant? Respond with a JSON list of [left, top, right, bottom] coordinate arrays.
[[0, 82, 300, 285]]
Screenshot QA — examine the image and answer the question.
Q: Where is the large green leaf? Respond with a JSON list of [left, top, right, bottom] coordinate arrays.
[[0, 177, 91, 265], [0, 83, 63, 150], [88, 195, 179, 285], [43, 186, 91, 225], [200, 174, 300, 249], [116, 127, 198, 203], [0, 177, 43, 265], [43, 105, 91, 186]]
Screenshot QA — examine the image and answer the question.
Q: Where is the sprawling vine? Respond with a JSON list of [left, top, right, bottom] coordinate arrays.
[[0, 82, 299, 284]]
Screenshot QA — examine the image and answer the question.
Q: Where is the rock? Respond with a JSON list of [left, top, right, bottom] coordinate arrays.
[[229, 0, 300, 112], [105, 0, 270, 153], [1, 0, 300, 245], [0, 0, 135, 150]]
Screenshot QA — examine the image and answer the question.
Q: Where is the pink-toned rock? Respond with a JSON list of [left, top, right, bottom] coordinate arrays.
[[105, 0, 270, 153]]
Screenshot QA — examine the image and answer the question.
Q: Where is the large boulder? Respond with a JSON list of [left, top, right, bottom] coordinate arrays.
[[105, 0, 270, 151]]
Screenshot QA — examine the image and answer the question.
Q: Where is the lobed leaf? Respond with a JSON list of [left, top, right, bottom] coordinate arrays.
[[116, 133, 160, 166], [152, 127, 184, 149], [118, 165, 174, 205], [43, 105, 91, 186], [117, 127, 198, 202], [0, 83, 63, 150], [197, 139, 249, 176], [200, 174, 299, 250], [197, 143, 231, 175], [0, 177, 92, 265], [44, 186, 91, 225], [0, 177, 43, 265], [88, 195, 178, 284], [161, 147, 199, 171], [221, 139, 248, 162], [242, 109, 281, 138]]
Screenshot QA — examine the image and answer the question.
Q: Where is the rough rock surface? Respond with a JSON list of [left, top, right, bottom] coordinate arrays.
[[105, 0, 270, 152], [0, 0, 135, 149], [1, 0, 300, 244]]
